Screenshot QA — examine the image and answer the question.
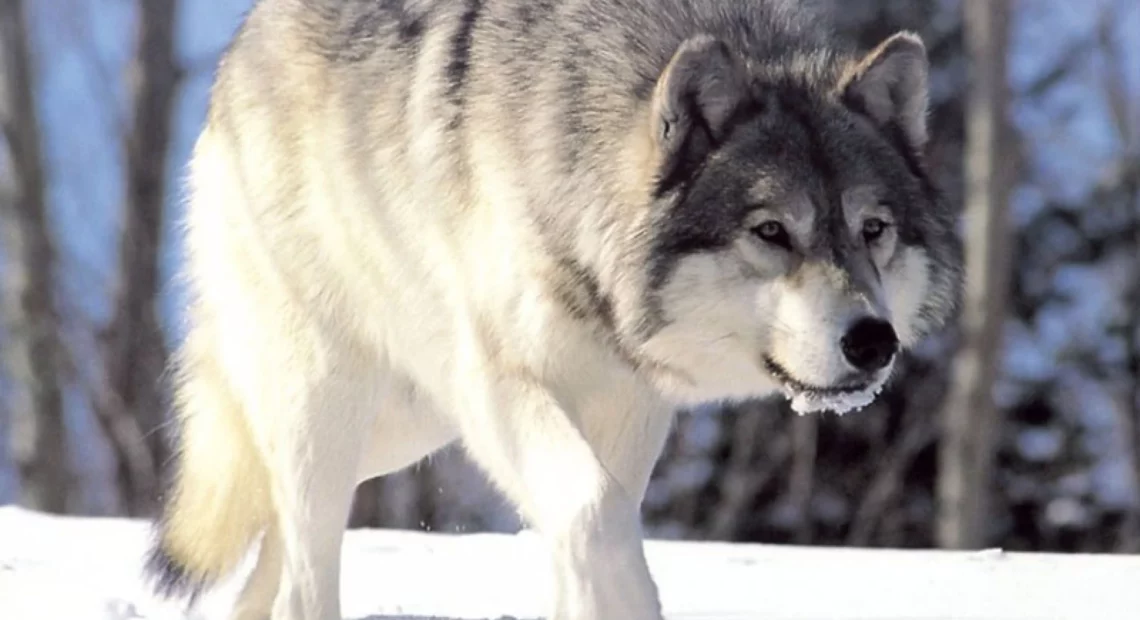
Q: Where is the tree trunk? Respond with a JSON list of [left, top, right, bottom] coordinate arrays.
[[1120, 157, 1140, 552], [100, 0, 180, 516], [0, 0, 70, 513], [936, 0, 1013, 550], [1115, 153, 1139, 552], [1094, 3, 1140, 554]]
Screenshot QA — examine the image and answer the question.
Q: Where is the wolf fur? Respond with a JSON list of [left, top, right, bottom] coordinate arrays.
[[145, 0, 963, 618]]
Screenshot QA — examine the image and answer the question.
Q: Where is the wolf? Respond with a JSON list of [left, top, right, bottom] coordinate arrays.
[[145, 0, 962, 618]]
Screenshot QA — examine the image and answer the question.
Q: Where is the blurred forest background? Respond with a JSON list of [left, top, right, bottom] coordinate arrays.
[[1, 0, 1138, 554]]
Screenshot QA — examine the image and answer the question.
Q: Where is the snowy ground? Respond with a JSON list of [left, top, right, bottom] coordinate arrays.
[[2, 506, 1140, 620]]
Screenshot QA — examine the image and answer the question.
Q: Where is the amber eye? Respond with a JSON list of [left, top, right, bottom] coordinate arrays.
[[752, 220, 792, 249], [862, 218, 890, 243]]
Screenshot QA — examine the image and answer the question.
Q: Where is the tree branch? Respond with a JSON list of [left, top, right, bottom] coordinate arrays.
[[100, 0, 181, 516], [0, 0, 71, 513]]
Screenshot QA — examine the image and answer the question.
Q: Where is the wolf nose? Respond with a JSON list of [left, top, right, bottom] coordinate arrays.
[[841, 318, 899, 372]]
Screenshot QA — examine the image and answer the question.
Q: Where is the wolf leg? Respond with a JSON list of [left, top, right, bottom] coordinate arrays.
[[210, 317, 381, 620], [229, 373, 453, 620], [264, 370, 379, 620], [229, 524, 283, 620], [454, 369, 666, 620]]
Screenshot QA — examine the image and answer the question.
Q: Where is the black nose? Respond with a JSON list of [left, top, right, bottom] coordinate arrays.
[[841, 318, 899, 372]]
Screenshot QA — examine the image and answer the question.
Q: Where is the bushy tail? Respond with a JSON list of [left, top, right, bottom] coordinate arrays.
[[145, 333, 272, 603]]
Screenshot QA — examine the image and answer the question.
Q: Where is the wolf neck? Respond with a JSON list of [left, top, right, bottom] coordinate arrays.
[[460, 0, 836, 345], [522, 104, 660, 345]]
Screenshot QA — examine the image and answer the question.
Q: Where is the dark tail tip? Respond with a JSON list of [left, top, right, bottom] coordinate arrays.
[[143, 530, 209, 608], [143, 414, 207, 606]]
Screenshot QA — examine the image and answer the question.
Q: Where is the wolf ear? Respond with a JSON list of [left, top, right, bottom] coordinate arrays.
[[650, 35, 748, 190], [840, 31, 930, 149]]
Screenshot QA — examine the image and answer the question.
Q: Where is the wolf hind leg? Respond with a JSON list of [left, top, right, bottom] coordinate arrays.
[[201, 311, 382, 620], [229, 383, 454, 620], [267, 364, 381, 620], [229, 524, 283, 620]]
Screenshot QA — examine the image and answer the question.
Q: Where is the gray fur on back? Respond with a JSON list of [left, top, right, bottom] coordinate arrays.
[[213, 0, 960, 366], [220, 0, 849, 210]]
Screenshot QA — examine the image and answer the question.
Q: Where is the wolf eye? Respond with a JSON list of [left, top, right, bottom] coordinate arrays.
[[862, 218, 890, 243], [752, 220, 791, 249]]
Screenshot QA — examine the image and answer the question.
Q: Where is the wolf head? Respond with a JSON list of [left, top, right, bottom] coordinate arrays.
[[617, 32, 963, 413]]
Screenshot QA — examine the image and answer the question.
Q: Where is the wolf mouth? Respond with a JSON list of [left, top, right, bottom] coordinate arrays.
[[761, 356, 872, 396]]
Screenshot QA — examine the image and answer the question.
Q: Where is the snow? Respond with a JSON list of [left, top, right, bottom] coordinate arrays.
[[4, 507, 1140, 620], [785, 376, 886, 416]]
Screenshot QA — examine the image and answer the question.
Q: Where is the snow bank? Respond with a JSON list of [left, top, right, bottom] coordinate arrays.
[[2, 505, 1139, 620]]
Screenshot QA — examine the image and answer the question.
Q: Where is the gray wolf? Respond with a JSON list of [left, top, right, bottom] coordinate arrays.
[[144, 0, 963, 618]]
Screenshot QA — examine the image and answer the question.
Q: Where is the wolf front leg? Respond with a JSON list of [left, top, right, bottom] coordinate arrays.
[[454, 369, 667, 620]]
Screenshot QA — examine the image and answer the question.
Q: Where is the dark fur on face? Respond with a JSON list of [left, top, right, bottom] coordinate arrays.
[[647, 77, 949, 291]]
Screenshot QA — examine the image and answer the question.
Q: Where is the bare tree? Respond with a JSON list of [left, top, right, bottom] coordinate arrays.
[[0, 0, 70, 513], [99, 0, 181, 515], [1115, 153, 1139, 552], [937, 0, 1014, 550], [1093, 2, 1140, 553]]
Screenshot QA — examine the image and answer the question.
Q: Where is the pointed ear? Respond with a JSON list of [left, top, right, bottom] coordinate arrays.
[[650, 35, 748, 190], [840, 31, 930, 149]]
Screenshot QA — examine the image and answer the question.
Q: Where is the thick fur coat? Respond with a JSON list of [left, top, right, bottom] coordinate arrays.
[[146, 1, 964, 619]]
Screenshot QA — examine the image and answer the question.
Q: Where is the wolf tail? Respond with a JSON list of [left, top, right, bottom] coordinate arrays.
[[145, 331, 272, 603]]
